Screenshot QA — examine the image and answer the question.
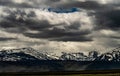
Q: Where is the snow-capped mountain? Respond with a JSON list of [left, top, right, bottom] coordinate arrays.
[[59, 47, 120, 61], [0, 47, 97, 61], [60, 52, 94, 61], [96, 47, 120, 61], [0, 47, 53, 61], [0, 47, 120, 62]]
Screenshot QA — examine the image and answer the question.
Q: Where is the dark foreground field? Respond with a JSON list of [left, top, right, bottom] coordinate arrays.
[[0, 70, 120, 76], [0, 60, 120, 76], [0, 60, 120, 72]]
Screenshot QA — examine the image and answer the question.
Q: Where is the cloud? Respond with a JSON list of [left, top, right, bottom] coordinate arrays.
[[0, 0, 119, 54], [50, 1, 103, 10], [0, 7, 94, 42], [0, 0, 118, 9], [24, 30, 92, 42], [0, 0, 32, 8], [0, 0, 119, 12], [95, 0, 120, 4], [91, 29, 120, 52], [94, 7, 120, 31], [0, 37, 16, 41]]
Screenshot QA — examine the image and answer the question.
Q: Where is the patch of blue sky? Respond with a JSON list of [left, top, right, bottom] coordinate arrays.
[[47, 7, 80, 13]]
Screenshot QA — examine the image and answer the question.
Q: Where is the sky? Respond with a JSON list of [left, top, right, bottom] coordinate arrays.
[[0, 0, 119, 55]]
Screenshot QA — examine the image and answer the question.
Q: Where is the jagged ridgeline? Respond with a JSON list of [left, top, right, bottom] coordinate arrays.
[[0, 47, 120, 61]]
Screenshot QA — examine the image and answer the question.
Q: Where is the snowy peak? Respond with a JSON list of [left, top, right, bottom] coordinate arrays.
[[0, 47, 53, 61], [0, 48, 38, 61], [60, 52, 86, 59], [1, 47, 35, 53], [0, 47, 120, 62], [88, 51, 99, 58], [60, 52, 94, 61], [96, 47, 120, 61]]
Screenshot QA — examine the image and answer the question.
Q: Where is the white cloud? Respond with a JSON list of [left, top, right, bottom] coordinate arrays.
[[0, 1, 119, 55], [0, 6, 96, 54], [100, 29, 118, 36], [11, 0, 25, 4], [35, 9, 94, 31], [88, 0, 120, 4], [74, 0, 120, 4]]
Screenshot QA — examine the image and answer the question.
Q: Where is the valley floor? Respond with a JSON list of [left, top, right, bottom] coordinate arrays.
[[0, 73, 120, 76], [1, 70, 120, 76]]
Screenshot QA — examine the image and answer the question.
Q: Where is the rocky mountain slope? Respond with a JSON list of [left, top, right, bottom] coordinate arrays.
[[0, 47, 119, 61]]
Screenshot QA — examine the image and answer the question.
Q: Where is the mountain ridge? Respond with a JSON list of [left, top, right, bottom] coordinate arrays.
[[0, 47, 120, 62]]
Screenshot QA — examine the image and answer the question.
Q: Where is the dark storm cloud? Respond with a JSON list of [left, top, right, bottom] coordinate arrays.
[[0, 37, 16, 41], [52, 1, 104, 9], [0, 0, 32, 8], [66, 1, 119, 31], [94, 9, 120, 30], [0, 0, 62, 8], [49, 0, 120, 31], [109, 36, 120, 39], [0, 0, 118, 43], [44, 0, 120, 31], [0, 18, 51, 30], [0, 0, 119, 52], [50, 36, 93, 42], [0, 0, 12, 5], [24, 27, 92, 41], [22, 18, 92, 42], [0, 9, 51, 33], [0, 7, 93, 42], [0, 0, 111, 9], [0, 0, 117, 11]]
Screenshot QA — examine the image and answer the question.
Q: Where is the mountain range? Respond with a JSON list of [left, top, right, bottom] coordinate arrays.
[[0, 47, 120, 72], [0, 47, 119, 62]]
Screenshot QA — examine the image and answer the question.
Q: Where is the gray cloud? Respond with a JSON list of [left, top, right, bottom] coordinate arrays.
[[0, 0, 119, 54], [50, 1, 104, 9], [0, 0, 116, 9], [24, 27, 92, 41], [94, 9, 120, 30], [0, 37, 16, 41], [50, 36, 92, 42], [0, 0, 32, 8], [0, 7, 94, 42]]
